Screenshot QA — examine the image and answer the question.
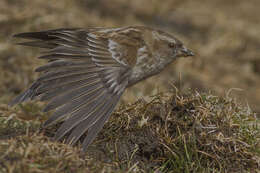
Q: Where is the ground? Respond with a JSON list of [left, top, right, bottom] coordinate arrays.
[[1, 90, 259, 172], [0, 0, 259, 172]]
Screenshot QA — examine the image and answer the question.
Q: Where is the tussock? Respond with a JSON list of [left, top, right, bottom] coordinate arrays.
[[0, 89, 259, 172]]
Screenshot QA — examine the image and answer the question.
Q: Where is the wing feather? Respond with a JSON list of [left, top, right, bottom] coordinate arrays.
[[66, 95, 117, 145], [38, 73, 100, 99], [54, 92, 108, 141], [10, 28, 136, 151], [35, 60, 92, 72], [82, 94, 121, 151], [43, 86, 105, 127], [37, 66, 99, 82], [43, 80, 102, 112], [37, 76, 97, 93]]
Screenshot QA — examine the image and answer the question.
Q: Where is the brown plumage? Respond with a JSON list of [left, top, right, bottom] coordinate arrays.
[[9, 26, 194, 152]]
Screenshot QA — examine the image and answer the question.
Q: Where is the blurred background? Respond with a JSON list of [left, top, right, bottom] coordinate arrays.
[[0, 0, 259, 115]]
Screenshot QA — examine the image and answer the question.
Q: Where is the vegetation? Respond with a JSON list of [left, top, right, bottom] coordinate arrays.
[[1, 89, 259, 172], [0, 0, 259, 172]]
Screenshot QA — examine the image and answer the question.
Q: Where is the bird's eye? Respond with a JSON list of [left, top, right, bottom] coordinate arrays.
[[168, 42, 175, 48], [177, 43, 183, 48]]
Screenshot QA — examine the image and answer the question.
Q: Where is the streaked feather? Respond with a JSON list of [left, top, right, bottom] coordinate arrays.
[[9, 82, 40, 106], [48, 33, 85, 44], [82, 95, 121, 151], [13, 28, 79, 40], [37, 66, 99, 82], [66, 97, 113, 145], [16, 41, 57, 49], [38, 75, 101, 101], [35, 59, 93, 72], [46, 47, 89, 55], [54, 91, 108, 140], [10, 27, 135, 152], [38, 53, 89, 60], [43, 80, 102, 112], [43, 86, 105, 127], [38, 73, 100, 96], [37, 76, 97, 93]]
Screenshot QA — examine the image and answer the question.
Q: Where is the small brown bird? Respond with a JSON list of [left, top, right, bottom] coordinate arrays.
[[10, 26, 194, 152]]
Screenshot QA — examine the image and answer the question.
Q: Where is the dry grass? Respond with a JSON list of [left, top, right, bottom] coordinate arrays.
[[0, 89, 259, 172], [1, 0, 260, 113], [0, 0, 260, 172]]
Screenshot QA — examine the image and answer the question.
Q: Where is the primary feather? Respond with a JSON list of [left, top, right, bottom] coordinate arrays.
[[10, 27, 133, 151]]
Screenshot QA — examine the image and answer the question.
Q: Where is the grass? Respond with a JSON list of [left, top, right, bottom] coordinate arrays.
[[0, 88, 259, 173], [0, 0, 260, 172]]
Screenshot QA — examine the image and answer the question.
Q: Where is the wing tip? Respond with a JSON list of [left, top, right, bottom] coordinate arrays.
[[13, 32, 29, 39], [13, 28, 81, 40], [8, 89, 33, 106], [42, 119, 53, 128]]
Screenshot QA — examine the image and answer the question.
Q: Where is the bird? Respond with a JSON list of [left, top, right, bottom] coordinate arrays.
[[9, 26, 194, 152]]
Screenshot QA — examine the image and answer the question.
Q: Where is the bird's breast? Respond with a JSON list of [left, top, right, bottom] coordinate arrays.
[[127, 46, 161, 87]]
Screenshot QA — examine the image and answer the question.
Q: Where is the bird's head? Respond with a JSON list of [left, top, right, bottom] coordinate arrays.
[[150, 29, 194, 63]]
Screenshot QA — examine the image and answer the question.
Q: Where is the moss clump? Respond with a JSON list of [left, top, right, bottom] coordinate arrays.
[[0, 89, 259, 173]]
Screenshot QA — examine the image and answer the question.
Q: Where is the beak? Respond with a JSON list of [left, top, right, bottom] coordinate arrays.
[[181, 47, 194, 57]]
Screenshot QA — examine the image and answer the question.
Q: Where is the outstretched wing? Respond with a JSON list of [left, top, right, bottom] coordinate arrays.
[[10, 28, 134, 151]]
